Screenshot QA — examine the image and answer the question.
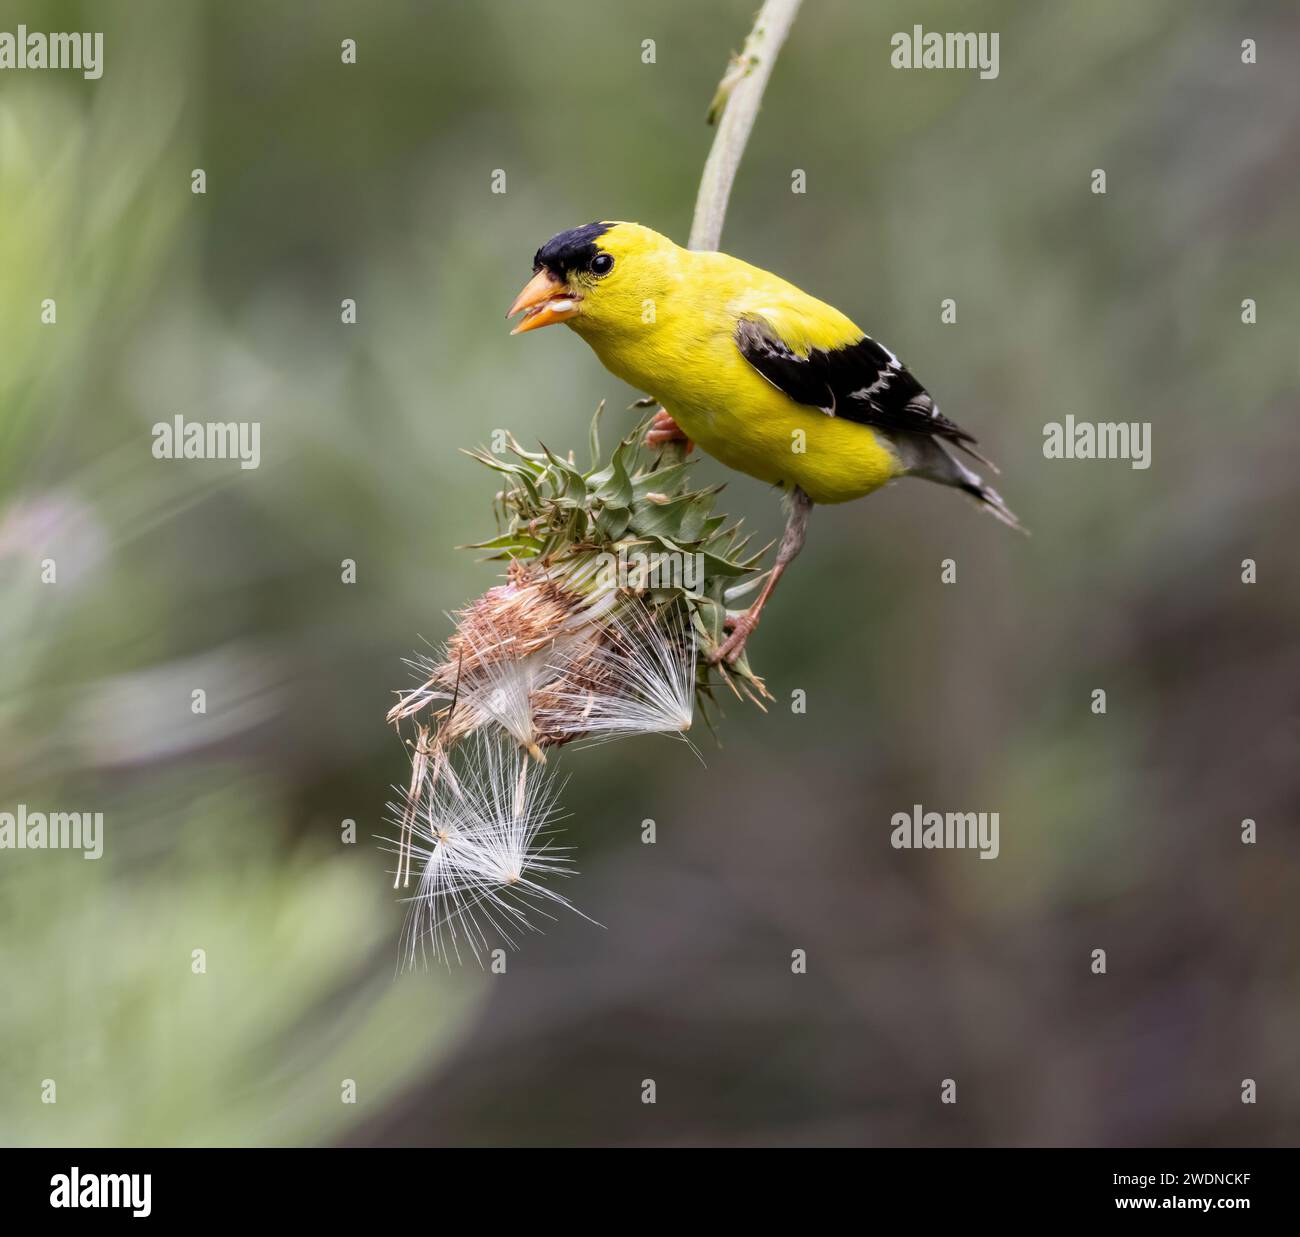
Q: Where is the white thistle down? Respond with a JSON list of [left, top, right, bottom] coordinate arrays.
[[539, 599, 696, 744], [389, 579, 621, 758], [387, 733, 588, 968], [456, 629, 550, 760], [396, 628, 553, 760]]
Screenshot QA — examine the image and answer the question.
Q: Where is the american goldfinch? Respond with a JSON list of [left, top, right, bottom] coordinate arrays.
[[508, 221, 1021, 663]]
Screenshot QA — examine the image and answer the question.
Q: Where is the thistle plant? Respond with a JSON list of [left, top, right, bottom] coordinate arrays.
[[385, 409, 773, 952]]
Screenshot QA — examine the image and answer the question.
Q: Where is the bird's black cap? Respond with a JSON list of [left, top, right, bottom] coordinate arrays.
[[533, 222, 612, 276]]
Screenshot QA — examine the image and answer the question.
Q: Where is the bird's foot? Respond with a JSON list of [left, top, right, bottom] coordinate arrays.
[[644, 408, 693, 452], [708, 610, 759, 665]]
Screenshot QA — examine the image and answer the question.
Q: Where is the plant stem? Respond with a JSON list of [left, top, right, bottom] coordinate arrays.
[[654, 0, 802, 473], [688, 0, 804, 253]]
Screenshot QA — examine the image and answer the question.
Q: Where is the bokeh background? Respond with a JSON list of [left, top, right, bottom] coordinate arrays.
[[1, 0, 1297, 1147]]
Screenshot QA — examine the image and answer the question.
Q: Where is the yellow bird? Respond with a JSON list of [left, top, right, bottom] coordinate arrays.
[[508, 221, 1021, 664]]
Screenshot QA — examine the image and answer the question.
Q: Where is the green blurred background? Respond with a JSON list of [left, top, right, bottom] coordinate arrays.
[[1, 0, 1296, 1146]]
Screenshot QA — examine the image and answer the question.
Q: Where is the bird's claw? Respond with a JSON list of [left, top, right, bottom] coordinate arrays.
[[644, 408, 693, 452], [708, 612, 758, 665], [645, 429, 694, 448]]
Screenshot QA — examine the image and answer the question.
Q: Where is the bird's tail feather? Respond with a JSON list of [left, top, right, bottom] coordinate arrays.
[[894, 433, 1028, 535], [955, 472, 1026, 533]]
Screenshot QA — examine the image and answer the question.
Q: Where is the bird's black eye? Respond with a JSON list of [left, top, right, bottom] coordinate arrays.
[[589, 252, 614, 276]]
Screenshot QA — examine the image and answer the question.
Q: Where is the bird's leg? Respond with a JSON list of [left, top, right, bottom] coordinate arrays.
[[710, 487, 813, 665], [643, 407, 693, 452]]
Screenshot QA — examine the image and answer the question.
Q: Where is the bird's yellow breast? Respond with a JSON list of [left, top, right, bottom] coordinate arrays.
[[571, 251, 903, 505]]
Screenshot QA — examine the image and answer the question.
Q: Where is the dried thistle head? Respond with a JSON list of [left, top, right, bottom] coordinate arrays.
[[390, 405, 770, 744], [446, 571, 592, 668], [386, 570, 612, 755], [389, 578, 697, 754]]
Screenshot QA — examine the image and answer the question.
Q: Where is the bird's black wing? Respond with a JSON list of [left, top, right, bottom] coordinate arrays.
[[735, 316, 982, 454]]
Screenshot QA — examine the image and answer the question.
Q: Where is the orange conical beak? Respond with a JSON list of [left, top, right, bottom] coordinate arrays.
[[507, 269, 581, 334]]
